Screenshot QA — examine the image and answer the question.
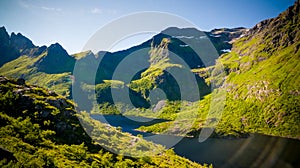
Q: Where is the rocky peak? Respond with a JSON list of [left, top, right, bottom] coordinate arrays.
[[0, 27, 19, 67], [10, 32, 35, 51], [0, 26, 9, 47], [48, 42, 66, 51], [47, 43, 69, 57], [36, 43, 75, 73], [245, 0, 300, 51], [161, 27, 203, 37], [280, 0, 300, 22]]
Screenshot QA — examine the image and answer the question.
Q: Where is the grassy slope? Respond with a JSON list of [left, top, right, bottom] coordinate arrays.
[[129, 38, 182, 99], [0, 76, 207, 167], [0, 54, 72, 96], [211, 3, 300, 138], [140, 48, 299, 139], [138, 2, 300, 139]]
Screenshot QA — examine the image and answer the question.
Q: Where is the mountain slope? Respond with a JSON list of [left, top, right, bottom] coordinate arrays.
[[194, 0, 300, 138], [138, 1, 300, 139], [0, 76, 207, 167], [0, 28, 74, 96]]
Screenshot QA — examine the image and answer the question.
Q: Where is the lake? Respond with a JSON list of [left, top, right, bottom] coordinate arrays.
[[92, 114, 300, 168]]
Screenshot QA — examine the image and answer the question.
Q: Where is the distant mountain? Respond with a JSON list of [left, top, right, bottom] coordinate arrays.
[[0, 25, 244, 98], [87, 26, 247, 84], [72, 27, 245, 108], [0, 27, 20, 67], [36, 43, 75, 74], [10, 32, 35, 52]]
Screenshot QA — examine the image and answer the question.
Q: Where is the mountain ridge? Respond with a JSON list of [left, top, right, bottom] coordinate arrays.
[[0, 25, 246, 97]]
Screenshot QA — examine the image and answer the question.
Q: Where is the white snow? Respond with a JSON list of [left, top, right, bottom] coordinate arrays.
[[209, 34, 221, 38], [198, 36, 208, 39], [179, 44, 189, 47], [221, 49, 231, 53], [173, 36, 194, 39]]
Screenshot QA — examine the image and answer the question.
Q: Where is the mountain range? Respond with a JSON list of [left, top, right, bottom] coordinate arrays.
[[0, 0, 299, 167], [0, 22, 248, 111]]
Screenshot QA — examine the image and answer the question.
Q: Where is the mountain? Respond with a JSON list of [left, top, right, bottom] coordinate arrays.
[[0, 76, 207, 167], [10, 32, 35, 52], [139, 0, 300, 139], [91, 27, 247, 83], [0, 25, 244, 104], [70, 27, 246, 109], [0, 1, 298, 139], [0, 27, 19, 67], [36, 43, 75, 74], [0, 1, 299, 167], [210, 0, 300, 138]]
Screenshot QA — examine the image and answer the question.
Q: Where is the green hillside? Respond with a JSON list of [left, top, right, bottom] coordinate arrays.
[[0, 1, 299, 166], [139, 0, 300, 139], [0, 54, 72, 97], [212, 0, 300, 138], [0, 76, 207, 167]]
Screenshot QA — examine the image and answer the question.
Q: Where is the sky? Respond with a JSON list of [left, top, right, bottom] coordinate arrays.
[[0, 0, 296, 54]]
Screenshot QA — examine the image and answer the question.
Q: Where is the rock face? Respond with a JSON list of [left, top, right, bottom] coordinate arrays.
[[153, 100, 166, 112], [0, 27, 9, 47], [10, 32, 35, 51], [246, 0, 300, 51], [208, 27, 248, 52], [0, 27, 47, 66], [0, 27, 19, 67]]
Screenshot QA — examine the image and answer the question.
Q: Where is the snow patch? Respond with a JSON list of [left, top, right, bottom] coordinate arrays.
[[199, 36, 208, 39], [172, 36, 194, 39], [209, 34, 221, 38], [221, 49, 231, 53], [179, 44, 189, 47]]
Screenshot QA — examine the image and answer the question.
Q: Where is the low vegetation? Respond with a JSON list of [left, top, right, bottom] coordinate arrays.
[[0, 76, 208, 167]]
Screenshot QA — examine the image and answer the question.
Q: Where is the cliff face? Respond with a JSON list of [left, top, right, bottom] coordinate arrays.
[[10, 32, 35, 51], [0, 27, 19, 67]]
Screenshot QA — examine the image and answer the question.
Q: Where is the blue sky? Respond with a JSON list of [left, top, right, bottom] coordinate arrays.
[[0, 0, 295, 54]]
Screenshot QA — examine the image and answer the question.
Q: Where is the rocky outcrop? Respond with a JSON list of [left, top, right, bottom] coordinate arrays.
[[245, 0, 300, 51], [0, 76, 87, 144]]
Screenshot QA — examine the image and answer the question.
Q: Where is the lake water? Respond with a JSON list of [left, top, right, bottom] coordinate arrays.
[[92, 114, 300, 168]]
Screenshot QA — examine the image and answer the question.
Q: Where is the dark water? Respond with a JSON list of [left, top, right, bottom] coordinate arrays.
[[92, 114, 300, 168]]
